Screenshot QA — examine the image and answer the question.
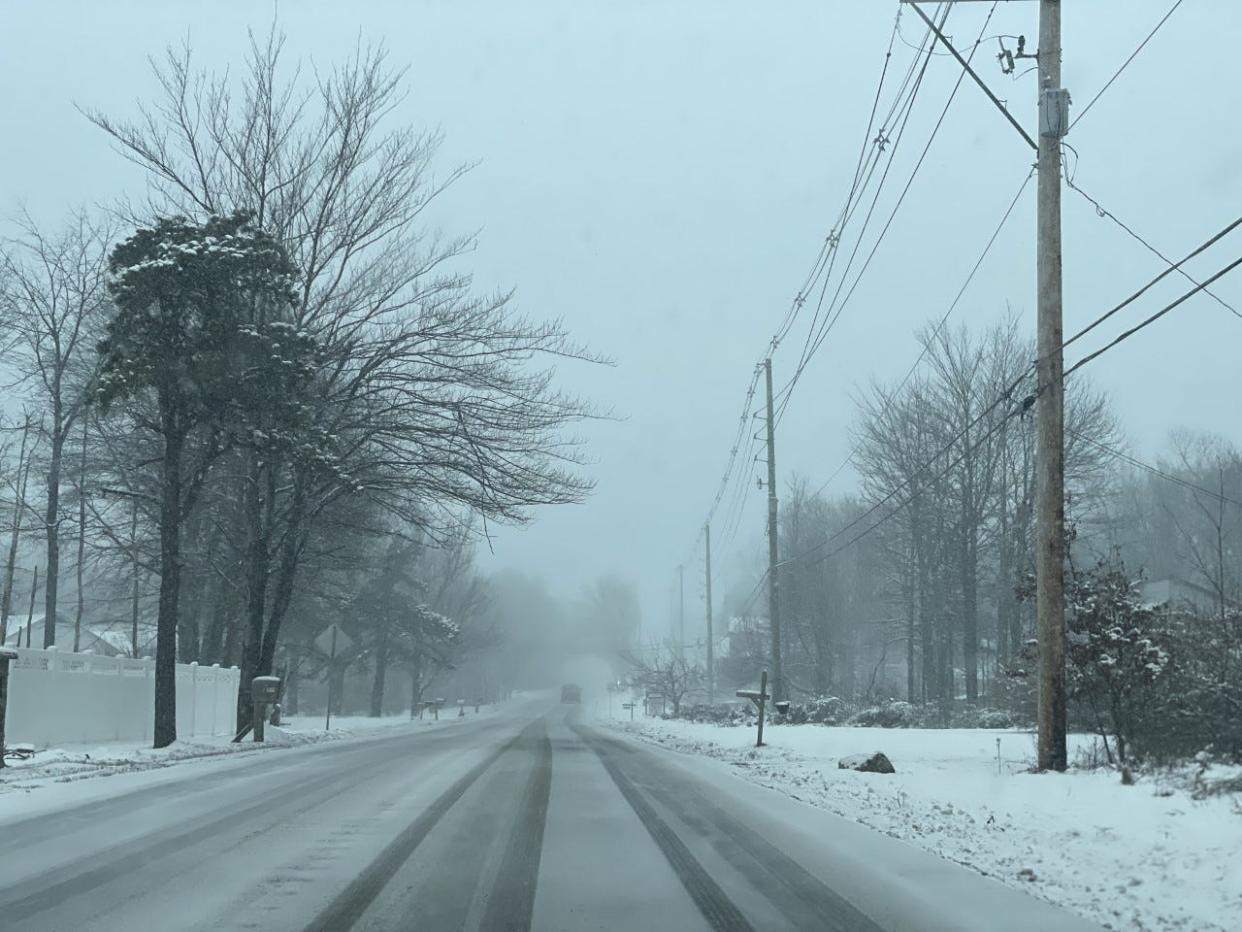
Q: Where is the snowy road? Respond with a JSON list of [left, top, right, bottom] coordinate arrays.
[[0, 701, 1101, 931]]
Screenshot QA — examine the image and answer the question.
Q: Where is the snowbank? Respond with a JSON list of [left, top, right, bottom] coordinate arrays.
[[601, 716, 1242, 932], [0, 707, 504, 797]]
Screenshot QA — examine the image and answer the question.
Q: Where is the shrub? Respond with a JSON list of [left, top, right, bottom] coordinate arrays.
[[849, 700, 916, 728]]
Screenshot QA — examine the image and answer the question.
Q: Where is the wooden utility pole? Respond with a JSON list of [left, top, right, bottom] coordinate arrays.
[[763, 358, 784, 703], [704, 522, 714, 704], [1035, 0, 1068, 772], [899, 0, 1062, 765]]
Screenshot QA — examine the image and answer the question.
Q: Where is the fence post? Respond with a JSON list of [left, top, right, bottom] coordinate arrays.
[[0, 648, 17, 769]]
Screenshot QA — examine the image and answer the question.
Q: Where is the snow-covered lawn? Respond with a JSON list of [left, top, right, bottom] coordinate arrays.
[[601, 715, 1242, 932], [0, 706, 504, 798]]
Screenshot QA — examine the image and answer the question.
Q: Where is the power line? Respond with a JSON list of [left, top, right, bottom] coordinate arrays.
[[774, 9, 944, 390], [777, 25, 945, 413], [1066, 428, 1242, 510], [798, 385, 1032, 572], [1062, 213, 1242, 351], [1064, 175, 1242, 321], [805, 163, 1035, 502], [1064, 252, 1242, 379], [777, 2, 1003, 421], [788, 247, 1242, 572], [770, 3, 909, 354], [1070, 0, 1187, 129], [685, 367, 763, 565], [783, 364, 1037, 570], [680, 5, 934, 563]]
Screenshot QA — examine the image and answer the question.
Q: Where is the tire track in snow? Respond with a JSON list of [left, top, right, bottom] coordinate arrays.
[[478, 717, 552, 932], [303, 721, 539, 932], [575, 724, 755, 932]]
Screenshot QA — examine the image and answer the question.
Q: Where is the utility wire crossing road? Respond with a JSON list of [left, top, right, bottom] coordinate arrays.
[[0, 701, 1101, 931]]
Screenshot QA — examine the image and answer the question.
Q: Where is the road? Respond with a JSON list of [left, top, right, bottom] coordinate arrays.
[[0, 699, 1101, 931]]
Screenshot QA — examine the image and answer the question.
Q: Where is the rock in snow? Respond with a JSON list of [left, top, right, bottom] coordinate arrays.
[[838, 751, 895, 774]]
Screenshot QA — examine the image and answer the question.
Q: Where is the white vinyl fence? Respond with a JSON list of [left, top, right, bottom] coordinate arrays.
[[5, 647, 240, 746]]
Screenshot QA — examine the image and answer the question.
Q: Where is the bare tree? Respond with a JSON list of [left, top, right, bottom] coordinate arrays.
[[87, 32, 600, 731], [0, 211, 112, 648], [623, 649, 702, 717]]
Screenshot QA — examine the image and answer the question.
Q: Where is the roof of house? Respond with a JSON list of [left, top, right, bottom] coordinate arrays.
[[1139, 577, 1236, 612], [1, 614, 118, 653]]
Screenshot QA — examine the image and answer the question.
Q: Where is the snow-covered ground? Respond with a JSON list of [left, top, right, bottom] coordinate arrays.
[[599, 714, 1242, 932], [0, 705, 508, 800]]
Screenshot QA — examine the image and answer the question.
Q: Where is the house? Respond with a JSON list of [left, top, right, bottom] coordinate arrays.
[[1139, 577, 1236, 617], [1, 613, 118, 654], [0, 613, 157, 656]]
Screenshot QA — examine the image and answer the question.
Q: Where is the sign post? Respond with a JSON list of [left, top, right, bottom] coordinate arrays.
[[736, 670, 770, 748], [314, 623, 354, 731]]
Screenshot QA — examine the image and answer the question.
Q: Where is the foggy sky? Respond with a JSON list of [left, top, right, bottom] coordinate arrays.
[[3, 1, 1239, 638]]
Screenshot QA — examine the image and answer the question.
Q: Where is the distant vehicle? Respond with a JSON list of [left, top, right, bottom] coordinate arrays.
[[561, 684, 582, 703]]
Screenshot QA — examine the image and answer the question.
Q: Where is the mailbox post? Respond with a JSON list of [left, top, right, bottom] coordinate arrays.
[[736, 670, 770, 748], [252, 676, 281, 743], [0, 648, 17, 769]]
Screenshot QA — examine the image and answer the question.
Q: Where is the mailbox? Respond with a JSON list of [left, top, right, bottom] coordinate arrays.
[[252, 676, 281, 704]]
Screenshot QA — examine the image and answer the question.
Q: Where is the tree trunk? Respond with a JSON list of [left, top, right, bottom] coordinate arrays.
[[409, 650, 424, 716], [129, 504, 140, 656], [330, 663, 345, 716], [42, 426, 63, 648], [256, 475, 306, 679], [177, 505, 210, 664], [1, 418, 32, 646], [961, 530, 979, 703], [370, 616, 390, 718], [200, 573, 228, 665], [905, 560, 916, 703], [74, 419, 87, 653], [24, 566, 39, 647], [237, 456, 274, 731], [285, 656, 300, 714], [153, 406, 184, 749]]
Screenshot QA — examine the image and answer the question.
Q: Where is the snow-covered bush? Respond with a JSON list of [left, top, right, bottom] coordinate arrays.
[[675, 703, 755, 726], [848, 700, 916, 728], [771, 696, 853, 725]]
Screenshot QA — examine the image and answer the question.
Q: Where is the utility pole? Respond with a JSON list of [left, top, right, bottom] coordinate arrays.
[[763, 358, 784, 703], [1035, 0, 1068, 772], [704, 522, 714, 704], [899, 0, 1065, 769]]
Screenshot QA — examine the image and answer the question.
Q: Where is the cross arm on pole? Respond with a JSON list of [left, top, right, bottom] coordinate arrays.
[[903, 0, 1039, 152]]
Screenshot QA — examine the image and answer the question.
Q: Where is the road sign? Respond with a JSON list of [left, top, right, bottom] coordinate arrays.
[[314, 623, 353, 658]]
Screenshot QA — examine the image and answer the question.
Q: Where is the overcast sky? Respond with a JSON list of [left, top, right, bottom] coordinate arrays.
[[3, 1, 1240, 638]]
